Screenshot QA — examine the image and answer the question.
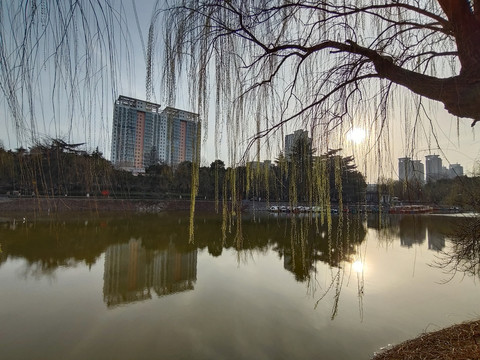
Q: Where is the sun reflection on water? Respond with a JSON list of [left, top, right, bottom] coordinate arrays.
[[352, 260, 364, 273]]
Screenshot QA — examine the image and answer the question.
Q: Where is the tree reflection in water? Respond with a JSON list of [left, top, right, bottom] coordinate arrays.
[[0, 213, 368, 313], [236, 212, 367, 320], [1, 212, 467, 317], [367, 213, 480, 281], [434, 215, 480, 281]]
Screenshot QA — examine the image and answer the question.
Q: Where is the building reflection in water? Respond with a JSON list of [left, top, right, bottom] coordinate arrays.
[[399, 217, 426, 248], [427, 228, 446, 252], [103, 238, 197, 308], [366, 214, 446, 252]]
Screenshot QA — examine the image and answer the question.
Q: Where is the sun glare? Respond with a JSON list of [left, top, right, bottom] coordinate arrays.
[[346, 127, 366, 144], [352, 260, 364, 273]]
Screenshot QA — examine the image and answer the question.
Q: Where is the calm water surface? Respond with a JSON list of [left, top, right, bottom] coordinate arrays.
[[0, 212, 478, 360]]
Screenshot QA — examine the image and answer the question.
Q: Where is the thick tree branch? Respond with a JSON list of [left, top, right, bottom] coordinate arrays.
[[255, 37, 480, 122], [166, 1, 480, 130], [338, 40, 480, 122], [437, 0, 480, 75]]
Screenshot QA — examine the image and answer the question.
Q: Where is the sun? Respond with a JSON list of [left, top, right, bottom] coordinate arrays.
[[346, 127, 366, 144]]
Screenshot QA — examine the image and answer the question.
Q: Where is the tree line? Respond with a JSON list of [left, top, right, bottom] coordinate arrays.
[[2, 138, 479, 209], [0, 138, 367, 204], [383, 175, 480, 210]]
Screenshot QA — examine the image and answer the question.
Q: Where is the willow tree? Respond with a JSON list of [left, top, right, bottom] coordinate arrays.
[[2, 1, 478, 172], [159, 0, 480, 226], [162, 1, 479, 160], [2, 1, 479, 204]]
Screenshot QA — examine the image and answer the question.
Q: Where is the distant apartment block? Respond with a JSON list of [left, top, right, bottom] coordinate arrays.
[[425, 154, 443, 182], [398, 157, 424, 184], [161, 107, 199, 166], [284, 130, 311, 158], [425, 155, 463, 182], [111, 96, 200, 172], [247, 160, 272, 171], [448, 163, 464, 178]]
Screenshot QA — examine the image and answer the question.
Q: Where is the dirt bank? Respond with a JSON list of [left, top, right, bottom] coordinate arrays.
[[373, 319, 480, 360]]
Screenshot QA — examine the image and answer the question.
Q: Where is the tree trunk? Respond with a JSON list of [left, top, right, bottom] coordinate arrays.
[[438, 0, 480, 77]]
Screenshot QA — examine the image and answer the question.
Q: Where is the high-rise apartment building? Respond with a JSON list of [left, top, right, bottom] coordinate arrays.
[[284, 130, 311, 158], [398, 157, 424, 184], [425, 154, 443, 182], [448, 163, 464, 178], [161, 107, 199, 166], [424, 155, 464, 182], [111, 96, 199, 171], [398, 157, 409, 182]]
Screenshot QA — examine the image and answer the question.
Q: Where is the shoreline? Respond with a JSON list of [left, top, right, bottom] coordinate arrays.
[[0, 197, 225, 215], [373, 319, 480, 359], [0, 197, 475, 218]]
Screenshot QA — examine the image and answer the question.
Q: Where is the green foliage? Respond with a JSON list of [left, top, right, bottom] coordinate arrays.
[[386, 175, 480, 210], [244, 146, 366, 206], [390, 179, 425, 203], [0, 140, 367, 205], [319, 150, 367, 205], [0, 139, 114, 197], [425, 176, 480, 209]]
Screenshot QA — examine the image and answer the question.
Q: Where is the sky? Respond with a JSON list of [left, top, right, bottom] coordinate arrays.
[[1, 0, 479, 182]]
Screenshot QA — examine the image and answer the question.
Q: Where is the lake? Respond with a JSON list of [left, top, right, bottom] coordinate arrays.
[[0, 212, 478, 359]]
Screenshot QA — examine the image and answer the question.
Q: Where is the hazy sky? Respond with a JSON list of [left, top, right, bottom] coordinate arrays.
[[0, 1, 479, 181]]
